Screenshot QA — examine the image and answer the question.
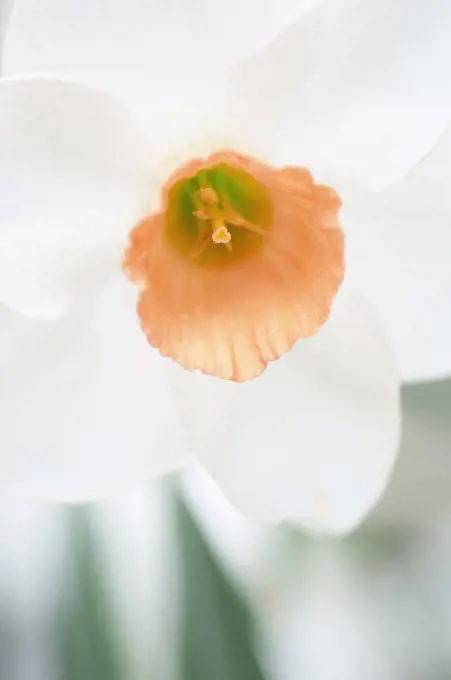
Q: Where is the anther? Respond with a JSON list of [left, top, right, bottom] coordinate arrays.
[[199, 187, 219, 205]]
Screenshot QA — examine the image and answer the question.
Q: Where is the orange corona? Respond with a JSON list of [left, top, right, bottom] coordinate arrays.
[[123, 151, 344, 381]]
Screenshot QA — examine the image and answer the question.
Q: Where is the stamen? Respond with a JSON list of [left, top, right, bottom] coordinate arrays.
[[191, 183, 267, 256], [224, 210, 267, 235], [199, 187, 219, 205], [193, 208, 210, 220]]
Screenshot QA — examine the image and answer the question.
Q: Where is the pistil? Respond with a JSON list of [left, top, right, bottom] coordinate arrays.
[[191, 186, 264, 259]]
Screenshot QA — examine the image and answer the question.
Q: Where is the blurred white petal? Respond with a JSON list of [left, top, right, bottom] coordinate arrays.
[[229, 0, 451, 193], [173, 286, 400, 534], [180, 464, 265, 587], [0, 0, 14, 69], [344, 185, 451, 382], [0, 278, 187, 501], [0, 76, 155, 318], [4, 0, 322, 122]]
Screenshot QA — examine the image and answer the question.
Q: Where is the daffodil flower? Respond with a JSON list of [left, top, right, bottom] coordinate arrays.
[[0, 0, 450, 532]]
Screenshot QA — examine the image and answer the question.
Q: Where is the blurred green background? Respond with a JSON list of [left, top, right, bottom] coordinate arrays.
[[0, 381, 450, 680]]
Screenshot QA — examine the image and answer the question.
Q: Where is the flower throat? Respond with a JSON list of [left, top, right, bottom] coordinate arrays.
[[165, 163, 273, 267]]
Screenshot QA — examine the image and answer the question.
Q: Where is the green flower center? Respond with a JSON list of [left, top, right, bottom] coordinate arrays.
[[165, 163, 273, 267]]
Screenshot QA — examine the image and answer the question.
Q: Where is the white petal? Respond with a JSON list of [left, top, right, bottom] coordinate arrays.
[[180, 463, 264, 585], [4, 0, 321, 122], [166, 361, 241, 455], [0, 76, 155, 319], [344, 163, 451, 382], [396, 124, 451, 212], [0, 302, 60, 395], [229, 0, 451, 193], [0, 0, 14, 68], [187, 286, 400, 534], [0, 276, 187, 502]]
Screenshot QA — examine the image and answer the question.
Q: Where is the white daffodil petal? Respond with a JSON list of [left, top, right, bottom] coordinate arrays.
[[4, 0, 322, 122], [0, 302, 61, 395], [165, 362, 242, 455], [0, 276, 187, 502], [344, 167, 451, 382], [0, 76, 155, 319], [0, 0, 14, 67], [395, 124, 451, 213], [229, 0, 451, 193], [193, 286, 400, 534]]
